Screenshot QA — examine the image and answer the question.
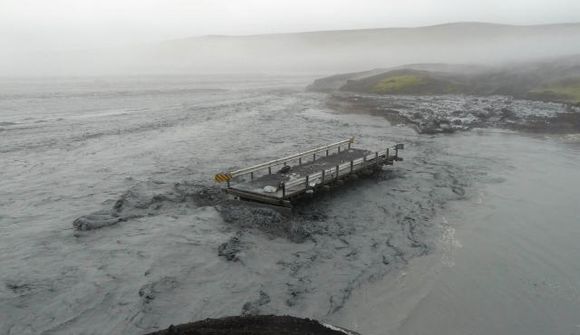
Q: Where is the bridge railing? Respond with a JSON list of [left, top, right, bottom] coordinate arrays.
[[214, 137, 355, 183], [281, 145, 401, 195]]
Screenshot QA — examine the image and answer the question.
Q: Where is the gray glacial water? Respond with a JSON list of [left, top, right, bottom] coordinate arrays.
[[332, 132, 580, 335], [1, 76, 579, 334]]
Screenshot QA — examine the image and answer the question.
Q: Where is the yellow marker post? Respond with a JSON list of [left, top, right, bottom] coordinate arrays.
[[214, 172, 232, 183]]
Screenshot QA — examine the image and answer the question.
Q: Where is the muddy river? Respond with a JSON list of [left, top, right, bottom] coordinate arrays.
[[1, 76, 579, 334]]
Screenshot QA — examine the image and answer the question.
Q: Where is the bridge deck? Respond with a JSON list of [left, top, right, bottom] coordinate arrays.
[[225, 147, 395, 206], [214, 138, 402, 207]]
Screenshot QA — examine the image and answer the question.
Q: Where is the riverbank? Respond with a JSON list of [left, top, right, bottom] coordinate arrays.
[[327, 92, 580, 134]]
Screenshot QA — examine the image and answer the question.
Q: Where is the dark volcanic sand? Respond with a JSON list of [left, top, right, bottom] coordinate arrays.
[[146, 315, 357, 335]]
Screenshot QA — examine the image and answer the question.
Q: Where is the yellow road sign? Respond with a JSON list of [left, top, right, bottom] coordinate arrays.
[[214, 172, 232, 183]]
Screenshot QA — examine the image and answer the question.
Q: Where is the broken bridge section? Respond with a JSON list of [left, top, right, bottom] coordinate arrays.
[[214, 138, 403, 207]]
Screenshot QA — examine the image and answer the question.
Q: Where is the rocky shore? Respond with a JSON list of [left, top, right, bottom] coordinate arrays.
[[308, 57, 580, 133], [326, 92, 580, 134]]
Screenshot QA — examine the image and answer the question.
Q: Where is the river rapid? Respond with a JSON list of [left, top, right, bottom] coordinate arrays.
[[1, 75, 579, 334]]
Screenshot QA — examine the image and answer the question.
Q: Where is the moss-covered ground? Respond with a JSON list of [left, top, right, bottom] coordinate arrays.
[[371, 74, 427, 94], [530, 79, 580, 104]]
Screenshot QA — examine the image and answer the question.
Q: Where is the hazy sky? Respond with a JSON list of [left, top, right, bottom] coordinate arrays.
[[2, 0, 580, 51]]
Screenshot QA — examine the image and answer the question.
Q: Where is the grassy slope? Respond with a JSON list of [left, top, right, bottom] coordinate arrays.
[[371, 74, 427, 93], [330, 57, 580, 105], [370, 73, 464, 95], [529, 79, 580, 104], [342, 69, 466, 95]]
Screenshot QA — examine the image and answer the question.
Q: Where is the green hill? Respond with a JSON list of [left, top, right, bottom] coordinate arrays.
[[309, 56, 580, 105], [529, 78, 580, 104], [341, 69, 464, 95]]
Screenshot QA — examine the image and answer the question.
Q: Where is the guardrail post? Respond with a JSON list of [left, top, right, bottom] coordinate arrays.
[[299, 157, 302, 165], [220, 138, 354, 181], [375, 152, 379, 167], [350, 160, 354, 173], [305, 175, 309, 189], [386, 148, 390, 160], [321, 169, 325, 183], [326, 149, 329, 157], [250, 172, 254, 181], [395, 148, 399, 159], [281, 182, 286, 198], [335, 165, 339, 180], [338, 146, 341, 153]]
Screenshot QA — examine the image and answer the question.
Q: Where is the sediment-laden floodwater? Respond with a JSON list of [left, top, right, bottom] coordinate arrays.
[[1, 76, 579, 335]]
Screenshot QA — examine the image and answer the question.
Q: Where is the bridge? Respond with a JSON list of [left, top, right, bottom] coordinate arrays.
[[214, 138, 403, 207]]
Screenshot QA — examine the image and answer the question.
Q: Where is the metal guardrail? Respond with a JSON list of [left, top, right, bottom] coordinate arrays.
[[283, 155, 370, 190], [219, 140, 404, 206], [214, 137, 354, 183], [281, 144, 402, 192]]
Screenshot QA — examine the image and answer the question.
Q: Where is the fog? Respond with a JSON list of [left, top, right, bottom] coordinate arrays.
[[2, 23, 580, 76], [2, 0, 580, 76]]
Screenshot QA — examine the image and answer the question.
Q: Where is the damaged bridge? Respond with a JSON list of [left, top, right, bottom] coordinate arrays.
[[214, 138, 403, 207]]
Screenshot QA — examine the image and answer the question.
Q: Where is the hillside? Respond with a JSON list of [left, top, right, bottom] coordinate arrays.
[[154, 22, 580, 73], [4, 22, 580, 76], [309, 56, 580, 105]]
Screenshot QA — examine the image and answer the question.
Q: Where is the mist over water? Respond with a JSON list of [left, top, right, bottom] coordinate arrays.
[[1, 76, 579, 334]]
